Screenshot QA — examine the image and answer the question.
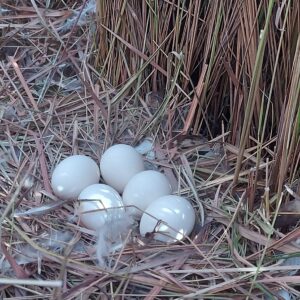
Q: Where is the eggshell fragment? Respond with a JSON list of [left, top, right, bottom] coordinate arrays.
[[100, 144, 144, 193], [139, 195, 195, 243], [78, 184, 124, 231], [122, 170, 172, 216], [51, 155, 100, 200]]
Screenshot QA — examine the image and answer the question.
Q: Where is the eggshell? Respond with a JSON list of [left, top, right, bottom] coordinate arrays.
[[51, 155, 100, 200], [78, 184, 124, 231], [122, 170, 172, 216], [139, 195, 195, 243], [100, 144, 144, 193]]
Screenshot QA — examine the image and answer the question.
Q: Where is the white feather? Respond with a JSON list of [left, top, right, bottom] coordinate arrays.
[[95, 211, 135, 269], [0, 229, 85, 274], [59, 0, 96, 32]]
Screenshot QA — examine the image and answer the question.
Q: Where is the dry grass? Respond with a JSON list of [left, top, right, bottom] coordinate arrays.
[[0, 0, 300, 299]]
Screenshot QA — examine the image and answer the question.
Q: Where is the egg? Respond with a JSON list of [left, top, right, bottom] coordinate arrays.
[[100, 144, 144, 193], [139, 195, 195, 243], [78, 184, 125, 231], [277, 290, 291, 300], [122, 170, 172, 216], [51, 155, 100, 200]]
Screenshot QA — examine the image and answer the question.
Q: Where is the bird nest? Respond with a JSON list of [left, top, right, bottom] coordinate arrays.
[[1, 1, 300, 299]]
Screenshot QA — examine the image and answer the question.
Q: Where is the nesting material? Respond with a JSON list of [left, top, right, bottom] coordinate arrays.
[[1, 230, 84, 274], [59, 0, 96, 32], [1, 1, 299, 299]]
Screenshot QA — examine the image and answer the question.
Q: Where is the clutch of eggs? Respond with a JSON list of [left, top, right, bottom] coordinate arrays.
[[50, 144, 196, 242]]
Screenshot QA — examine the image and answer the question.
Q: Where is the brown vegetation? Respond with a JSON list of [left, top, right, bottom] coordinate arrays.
[[0, 0, 299, 299]]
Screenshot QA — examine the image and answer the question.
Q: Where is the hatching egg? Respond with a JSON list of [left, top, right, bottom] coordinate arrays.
[[139, 195, 195, 243], [100, 144, 144, 193], [78, 184, 125, 231], [122, 170, 172, 216], [51, 155, 100, 200]]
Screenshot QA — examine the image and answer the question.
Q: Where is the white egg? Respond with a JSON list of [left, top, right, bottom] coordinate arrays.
[[78, 184, 125, 231], [51, 155, 100, 200], [139, 195, 195, 243], [265, 289, 291, 300], [277, 290, 291, 300], [122, 170, 172, 216], [100, 144, 144, 193]]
